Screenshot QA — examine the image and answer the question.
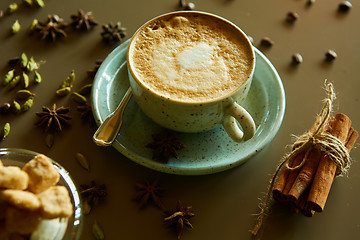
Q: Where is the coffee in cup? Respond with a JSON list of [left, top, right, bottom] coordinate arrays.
[[127, 11, 256, 142]]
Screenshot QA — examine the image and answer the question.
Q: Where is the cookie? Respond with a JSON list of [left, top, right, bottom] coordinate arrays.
[[0, 166, 29, 190], [0, 189, 40, 211], [37, 186, 73, 219], [5, 206, 42, 235], [23, 155, 60, 194]]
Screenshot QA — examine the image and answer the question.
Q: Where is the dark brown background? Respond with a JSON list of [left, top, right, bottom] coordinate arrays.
[[1, 0, 360, 239]]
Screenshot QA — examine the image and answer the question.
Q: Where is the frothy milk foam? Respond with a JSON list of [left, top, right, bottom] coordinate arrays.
[[129, 13, 254, 103]]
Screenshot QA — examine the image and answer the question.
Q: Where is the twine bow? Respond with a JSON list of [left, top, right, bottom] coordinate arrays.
[[251, 82, 351, 237]]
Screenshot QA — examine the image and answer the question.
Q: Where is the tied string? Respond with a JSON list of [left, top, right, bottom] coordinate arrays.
[[251, 82, 351, 237]]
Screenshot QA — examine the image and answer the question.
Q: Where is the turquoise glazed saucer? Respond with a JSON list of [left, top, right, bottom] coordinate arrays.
[[91, 39, 285, 175]]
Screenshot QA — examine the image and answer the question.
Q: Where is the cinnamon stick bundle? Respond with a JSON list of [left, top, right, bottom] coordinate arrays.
[[272, 113, 358, 216]]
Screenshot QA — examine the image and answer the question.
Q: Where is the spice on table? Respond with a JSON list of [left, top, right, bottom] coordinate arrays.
[[77, 104, 94, 124], [307, 0, 316, 6], [35, 104, 72, 132], [0, 103, 11, 114], [56, 70, 75, 96], [31, 14, 68, 41], [92, 220, 105, 240], [146, 131, 186, 162], [70, 9, 98, 30], [34, 0, 45, 8], [0, 123, 10, 140], [133, 179, 166, 209], [251, 82, 358, 236], [286, 12, 299, 23], [325, 49, 337, 62], [80, 181, 107, 215], [101, 22, 126, 43], [164, 200, 195, 240], [75, 152, 90, 171], [338, 1, 352, 12], [260, 37, 274, 47], [7, 3, 19, 14], [71, 92, 87, 104], [87, 59, 103, 78], [291, 53, 303, 65], [34, 70, 42, 84], [20, 97, 34, 112], [12, 100, 21, 113], [11, 20, 21, 34], [3, 69, 15, 86], [77, 83, 93, 95]]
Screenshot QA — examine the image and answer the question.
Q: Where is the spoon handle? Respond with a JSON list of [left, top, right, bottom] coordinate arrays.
[[93, 87, 133, 146]]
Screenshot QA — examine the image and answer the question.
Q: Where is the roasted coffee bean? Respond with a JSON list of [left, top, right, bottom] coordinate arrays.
[[292, 53, 303, 65], [325, 50, 337, 62], [338, 1, 352, 12]]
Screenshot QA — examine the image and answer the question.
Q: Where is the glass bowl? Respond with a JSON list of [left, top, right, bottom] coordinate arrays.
[[0, 148, 83, 240]]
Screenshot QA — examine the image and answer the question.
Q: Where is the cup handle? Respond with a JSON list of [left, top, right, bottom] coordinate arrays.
[[223, 102, 256, 142]]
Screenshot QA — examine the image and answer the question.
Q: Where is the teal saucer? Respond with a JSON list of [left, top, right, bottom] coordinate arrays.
[[91, 39, 285, 175]]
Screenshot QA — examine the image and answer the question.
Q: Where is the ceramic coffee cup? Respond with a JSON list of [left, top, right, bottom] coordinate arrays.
[[127, 11, 256, 142]]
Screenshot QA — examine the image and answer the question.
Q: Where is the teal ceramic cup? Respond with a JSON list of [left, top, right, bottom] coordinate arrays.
[[127, 11, 256, 142]]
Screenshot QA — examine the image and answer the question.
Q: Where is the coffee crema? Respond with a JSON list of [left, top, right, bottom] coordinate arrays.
[[129, 12, 254, 103]]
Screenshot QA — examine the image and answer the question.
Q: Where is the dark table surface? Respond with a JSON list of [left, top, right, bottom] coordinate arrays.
[[1, 0, 360, 239]]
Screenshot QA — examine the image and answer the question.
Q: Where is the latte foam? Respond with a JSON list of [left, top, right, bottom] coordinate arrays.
[[129, 13, 254, 103]]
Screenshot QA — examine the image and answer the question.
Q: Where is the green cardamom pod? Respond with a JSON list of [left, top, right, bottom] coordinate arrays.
[[11, 20, 21, 34], [3, 69, 15, 86], [34, 70, 42, 84], [12, 100, 21, 113], [77, 83, 93, 96], [28, 19, 39, 33], [8, 75, 21, 89], [92, 221, 105, 240], [1, 123, 10, 140], [22, 72, 30, 88], [16, 89, 35, 99], [7, 3, 18, 14], [72, 92, 87, 104], [21, 98, 33, 112], [23, 0, 33, 6], [75, 153, 90, 171], [60, 70, 75, 89], [56, 87, 71, 97], [34, 0, 45, 8], [27, 57, 38, 71], [20, 53, 28, 69]]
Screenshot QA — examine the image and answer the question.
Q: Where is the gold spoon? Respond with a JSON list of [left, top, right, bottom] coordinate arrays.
[[92, 87, 133, 146]]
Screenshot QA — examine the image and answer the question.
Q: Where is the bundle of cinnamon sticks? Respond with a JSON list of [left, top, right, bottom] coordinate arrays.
[[272, 113, 358, 217]]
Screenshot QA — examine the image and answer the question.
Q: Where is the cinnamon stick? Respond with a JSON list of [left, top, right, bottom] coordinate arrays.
[[287, 149, 322, 203], [272, 122, 319, 204], [306, 113, 353, 212]]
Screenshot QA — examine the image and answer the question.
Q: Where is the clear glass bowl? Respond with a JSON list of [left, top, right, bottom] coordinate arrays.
[[0, 148, 83, 240]]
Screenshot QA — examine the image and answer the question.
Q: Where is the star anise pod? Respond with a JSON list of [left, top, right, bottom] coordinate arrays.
[[70, 9, 98, 30], [133, 179, 166, 209], [80, 181, 107, 215], [164, 200, 195, 240], [87, 59, 103, 78], [35, 104, 72, 132], [146, 131, 185, 162], [33, 14, 68, 41], [101, 22, 126, 43], [77, 104, 94, 125]]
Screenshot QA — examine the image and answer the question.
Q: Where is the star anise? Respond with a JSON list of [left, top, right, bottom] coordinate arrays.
[[33, 14, 68, 41], [146, 131, 185, 162], [101, 22, 126, 43], [87, 59, 103, 78], [77, 104, 94, 124], [164, 200, 195, 240], [80, 181, 107, 215], [35, 104, 72, 132], [70, 9, 98, 30], [133, 179, 166, 209]]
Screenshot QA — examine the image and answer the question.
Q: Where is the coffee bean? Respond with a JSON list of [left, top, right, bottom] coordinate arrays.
[[307, 0, 316, 6], [338, 1, 352, 12], [0, 103, 11, 114], [286, 12, 299, 23], [292, 53, 303, 65], [325, 50, 337, 62], [184, 2, 196, 10], [260, 37, 274, 47]]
